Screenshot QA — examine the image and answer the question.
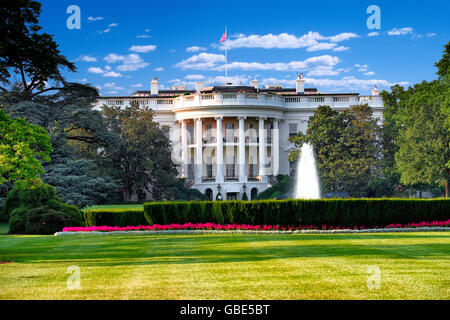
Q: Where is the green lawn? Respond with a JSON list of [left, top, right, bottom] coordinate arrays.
[[0, 232, 449, 299], [84, 204, 143, 210]]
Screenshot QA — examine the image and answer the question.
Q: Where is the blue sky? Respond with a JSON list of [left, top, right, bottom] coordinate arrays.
[[38, 0, 449, 95]]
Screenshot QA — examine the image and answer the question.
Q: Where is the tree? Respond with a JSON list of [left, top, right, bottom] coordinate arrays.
[[0, 109, 52, 188], [289, 104, 382, 197], [0, 0, 80, 99], [435, 41, 450, 79], [101, 101, 178, 201], [394, 79, 449, 197]]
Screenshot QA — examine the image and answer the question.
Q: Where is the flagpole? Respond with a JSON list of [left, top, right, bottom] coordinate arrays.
[[225, 25, 228, 85]]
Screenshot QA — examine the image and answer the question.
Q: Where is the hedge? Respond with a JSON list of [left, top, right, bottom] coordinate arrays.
[[83, 209, 146, 227], [142, 199, 450, 228]]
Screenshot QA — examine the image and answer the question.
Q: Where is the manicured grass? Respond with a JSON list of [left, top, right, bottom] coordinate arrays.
[[84, 204, 143, 210], [0, 232, 449, 299]]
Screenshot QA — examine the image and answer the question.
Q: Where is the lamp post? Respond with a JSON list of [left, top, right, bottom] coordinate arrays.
[[216, 184, 223, 201], [242, 183, 247, 193]]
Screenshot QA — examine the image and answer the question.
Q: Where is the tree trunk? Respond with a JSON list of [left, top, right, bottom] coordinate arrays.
[[445, 180, 449, 198]]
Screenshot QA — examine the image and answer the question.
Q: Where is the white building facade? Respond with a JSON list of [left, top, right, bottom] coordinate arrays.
[[96, 75, 384, 201]]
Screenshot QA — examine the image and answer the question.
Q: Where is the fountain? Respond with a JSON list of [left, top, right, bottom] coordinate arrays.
[[294, 142, 321, 199]]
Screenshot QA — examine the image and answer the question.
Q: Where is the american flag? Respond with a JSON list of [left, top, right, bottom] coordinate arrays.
[[220, 30, 227, 43]]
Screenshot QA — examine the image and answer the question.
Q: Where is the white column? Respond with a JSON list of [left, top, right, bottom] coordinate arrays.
[[215, 117, 224, 183], [238, 116, 247, 182], [195, 118, 203, 183], [258, 117, 267, 182], [272, 118, 279, 176], [180, 120, 188, 178]]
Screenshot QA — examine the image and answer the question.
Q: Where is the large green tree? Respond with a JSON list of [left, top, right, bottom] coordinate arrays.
[[394, 79, 449, 197], [101, 101, 178, 201], [289, 104, 382, 197], [0, 0, 84, 99], [0, 109, 52, 188]]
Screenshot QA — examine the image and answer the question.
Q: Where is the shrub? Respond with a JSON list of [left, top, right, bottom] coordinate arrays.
[[84, 208, 147, 227], [143, 198, 450, 228], [2, 183, 83, 234]]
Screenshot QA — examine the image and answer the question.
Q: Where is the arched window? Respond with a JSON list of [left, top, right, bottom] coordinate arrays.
[[205, 188, 213, 201], [251, 188, 258, 200]]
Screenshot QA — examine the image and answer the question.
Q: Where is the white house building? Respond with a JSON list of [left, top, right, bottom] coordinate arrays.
[[96, 74, 384, 201]]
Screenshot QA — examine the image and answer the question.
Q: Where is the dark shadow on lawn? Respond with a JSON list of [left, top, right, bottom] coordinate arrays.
[[1, 233, 449, 266]]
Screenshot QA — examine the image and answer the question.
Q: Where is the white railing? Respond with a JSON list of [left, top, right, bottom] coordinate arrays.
[[157, 99, 173, 105], [333, 97, 349, 102], [222, 93, 237, 99], [201, 94, 214, 100], [307, 97, 325, 102], [285, 96, 302, 103], [246, 93, 258, 99]]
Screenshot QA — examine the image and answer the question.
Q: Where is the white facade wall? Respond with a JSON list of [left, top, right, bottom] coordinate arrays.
[[96, 92, 384, 200]]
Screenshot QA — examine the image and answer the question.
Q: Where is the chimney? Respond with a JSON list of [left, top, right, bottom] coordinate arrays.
[[371, 85, 379, 96], [150, 76, 159, 95], [296, 73, 305, 94], [195, 81, 204, 94], [250, 77, 259, 89]]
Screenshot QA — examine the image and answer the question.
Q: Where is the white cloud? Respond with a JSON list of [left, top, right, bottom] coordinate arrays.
[[186, 46, 207, 52], [145, 28, 150, 33], [327, 33, 359, 42], [100, 28, 111, 34], [175, 53, 341, 73], [364, 71, 375, 76], [185, 74, 205, 80], [426, 33, 436, 37], [388, 27, 413, 36], [174, 53, 225, 70], [217, 31, 358, 50], [136, 34, 151, 39], [108, 23, 118, 27], [306, 67, 340, 76], [306, 43, 337, 52], [104, 53, 149, 71], [368, 32, 379, 37], [103, 71, 122, 77], [78, 78, 88, 83], [104, 82, 124, 90], [88, 67, 104, 74], [169, 49, 176, 53], [333, 46, 350, 52], [88, 16, 103, 21], [76, 55, 97, 62], [168, 75, 251, 87], [217, 55, 340, 72], [261, 76, 408, 91], [154, 67, 164, 71], [132, 83, 143, 88], [129, 45, 157, 53]]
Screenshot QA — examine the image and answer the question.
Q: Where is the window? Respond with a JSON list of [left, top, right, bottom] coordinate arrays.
[[289, 123, 298, 138], [226, 164, 235, 177], [225, 123, 234, 142], [206, 124, 212, 141]]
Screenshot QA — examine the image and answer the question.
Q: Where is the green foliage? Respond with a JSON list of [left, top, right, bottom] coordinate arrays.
[[241, 192, 248, 201], [394, 79, 449, 193], [100, 102, 178, 201], [0, 0, 76, 98], [435, 41, 450, 79], [42, 158, 119, 208], [2, 183, 82, 234], [256, 175, 293, 199], [0, 109, 52, 188], [142, 199, 449, 228], [289, 104, 381, 197], [84, 208, 147, 227]]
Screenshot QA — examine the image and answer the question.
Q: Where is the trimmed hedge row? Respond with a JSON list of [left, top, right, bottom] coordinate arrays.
[[83, 209, 146, 227], [142, 199, 450, 228]]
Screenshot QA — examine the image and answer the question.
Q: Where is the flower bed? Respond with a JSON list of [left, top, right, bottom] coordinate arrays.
[[62, 219, 450, 233]]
